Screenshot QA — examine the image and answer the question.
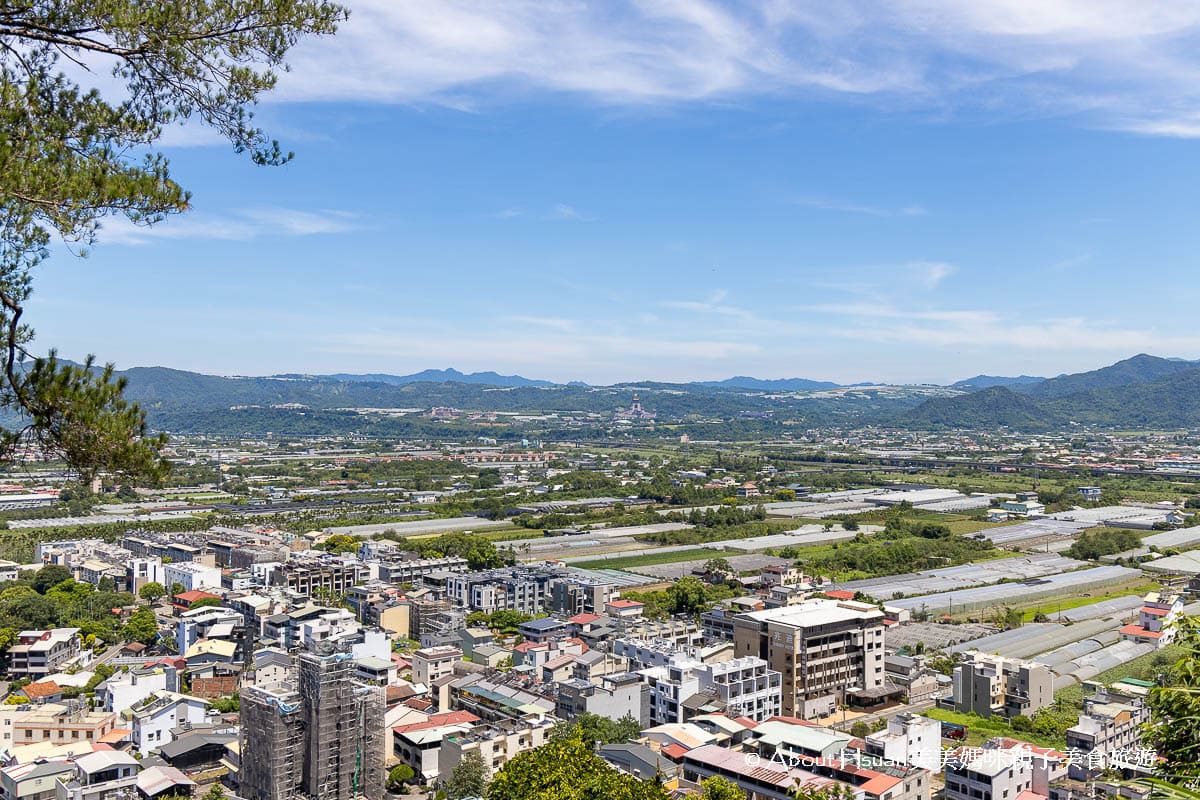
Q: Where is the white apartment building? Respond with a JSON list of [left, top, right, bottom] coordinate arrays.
[[640, 655, 782, 725], [412, 646, 462, 686], [1120, 592, 1185, 648], [865, 713, 942, 770], [163, 562, 222, 593], [8, 630, 82, 680], [126, 558, 164, 596]]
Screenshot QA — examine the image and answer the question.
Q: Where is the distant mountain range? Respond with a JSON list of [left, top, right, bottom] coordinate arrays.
[[56, 353, 1200, 433], [950, 374, 1046, 391], [898, 354, 1200, 430], [303, 368, 557, 388], [695, 376, 842, 391]]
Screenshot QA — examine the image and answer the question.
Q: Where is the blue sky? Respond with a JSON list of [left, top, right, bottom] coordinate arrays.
[[27, 1, 1200, 385]]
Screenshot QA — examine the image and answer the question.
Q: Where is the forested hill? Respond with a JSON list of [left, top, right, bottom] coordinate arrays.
[[897, 365, 1200, 430], [893, 387, 1063, 431], [103, 354, 1200, 433], [1014, 354, 1197, 399]]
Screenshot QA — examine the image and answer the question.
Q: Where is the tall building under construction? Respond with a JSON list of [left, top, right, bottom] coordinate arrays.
[[240, 648, 385, 800]]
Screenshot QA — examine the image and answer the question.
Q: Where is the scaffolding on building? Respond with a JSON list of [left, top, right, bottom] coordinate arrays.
[[299, 647, 386, 800], [240, 646, 384, 800], [240, 682, 304, 800]]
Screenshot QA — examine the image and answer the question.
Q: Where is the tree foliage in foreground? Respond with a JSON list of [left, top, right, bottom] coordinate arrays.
[[1148, 615, 1200, 785], [0, 0, 345, 481], [487, 730, 669, 800]]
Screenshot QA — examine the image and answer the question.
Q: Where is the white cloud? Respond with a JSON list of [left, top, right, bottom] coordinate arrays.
[[909, 260, 956, 288], [800, 300, 1200, 353], [99, 207, 357, 245], [270, 1, 1200, 136], [660, 289, 760, 321], [795, 197, 927, 217]]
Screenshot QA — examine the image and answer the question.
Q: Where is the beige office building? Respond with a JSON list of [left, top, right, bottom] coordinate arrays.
[[732, 598, 886, 719]]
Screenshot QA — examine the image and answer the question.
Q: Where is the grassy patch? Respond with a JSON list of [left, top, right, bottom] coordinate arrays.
[[924, 707, 1066, 749], [1013, 578, 1160, 622], [571, 548, 722, 570]]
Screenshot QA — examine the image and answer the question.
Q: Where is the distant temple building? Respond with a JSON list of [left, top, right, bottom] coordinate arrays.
[[614, 392, 656, 421]]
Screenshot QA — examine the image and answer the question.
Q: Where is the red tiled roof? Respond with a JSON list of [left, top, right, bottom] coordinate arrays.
[[393, 710, 479, 734], [175, 590, 220, 603], [568, 613, 600, 625], [99, 728, 133, 744], [1120, 624, 1163, 639], [732, 716, 759, 729], [21, 680, 61, 699], [824, 590, 855, 600], [661, 743, 690, 761], [1141, 607, 1171, 616], [606, 599, 644, 609]]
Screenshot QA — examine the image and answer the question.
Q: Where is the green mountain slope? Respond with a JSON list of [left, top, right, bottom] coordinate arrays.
[[893, 386, 1062, 431], [1017, 354, 1196, 399]]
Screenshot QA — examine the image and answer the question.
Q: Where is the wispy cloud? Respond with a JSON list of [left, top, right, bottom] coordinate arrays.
[[660, 289, 759, 321], [546, 203, 595, 221], [794, 197, 927, 217], [498, 315, 577, 331], [489, 204, 595, 221], [99, 207, 357, 245], [799, 300, 1200, 353], [272, 1, 1200, 137], [910, 261, 956, 288]]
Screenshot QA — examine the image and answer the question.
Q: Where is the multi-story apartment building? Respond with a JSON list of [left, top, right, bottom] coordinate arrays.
[[732, 598, 886, 719], [126, 557, 165, 596], [163, 561, 223, 593], [953, 652, 1054, 719], [945, 738, 1067, 800], [640, 655, 782, 725], [555, 672, 648, 726], [239, 649, 385, 800], [377, 556, 468, 585], [1065, 682, 1152, 780], [437, 716, 555, 781], [412, 646, 462, 686], [270, 558, 365, 597], [446, 566, 561, 616], [7, 629, 82, 680]]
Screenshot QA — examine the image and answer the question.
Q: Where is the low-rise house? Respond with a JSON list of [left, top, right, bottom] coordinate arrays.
[[123, 692, 210, 755], [412, 646, 462, 685], [11, 704, 117, 749], [1119, 592, 1184, 648], [865, 713, 942, 770], [55, 749, 139, 800], [135, 765, 195, 800], [8, 630, 82, 680], [1, 759, 76, 800], [391, 711, 479, 783]]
